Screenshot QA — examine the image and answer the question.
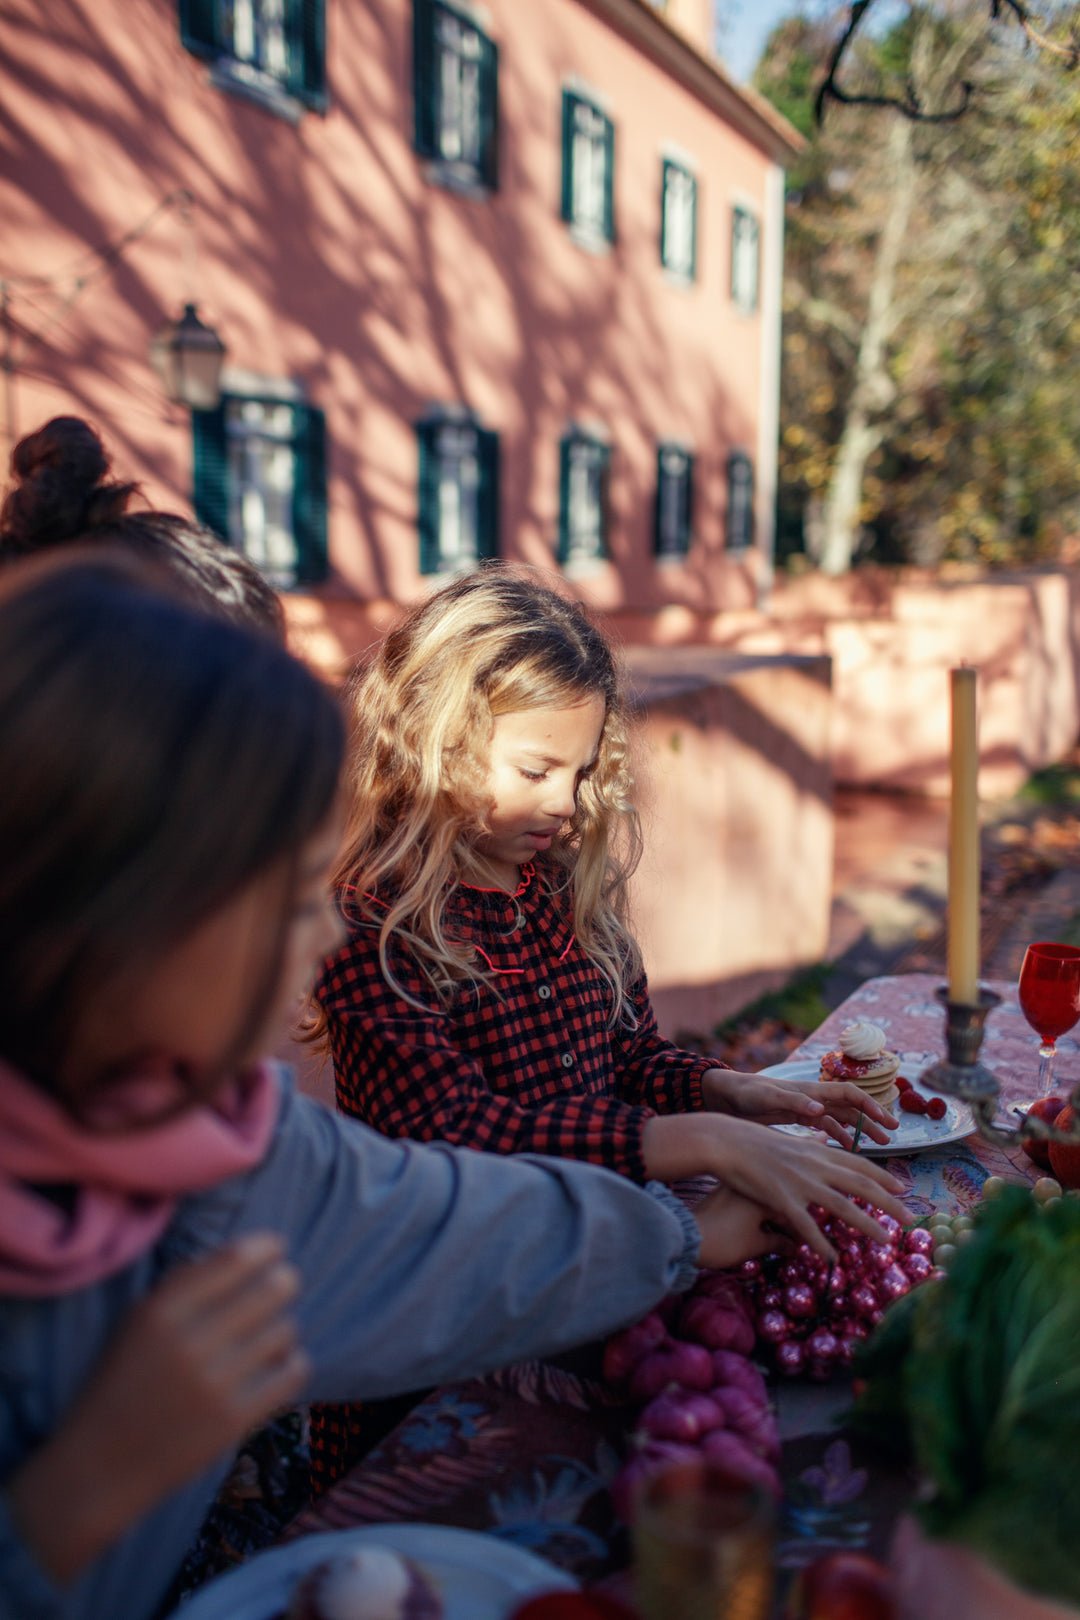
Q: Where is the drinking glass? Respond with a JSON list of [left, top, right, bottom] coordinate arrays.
[[1017, 941, 1080, 1100], [632, 1458, 775, 1620]]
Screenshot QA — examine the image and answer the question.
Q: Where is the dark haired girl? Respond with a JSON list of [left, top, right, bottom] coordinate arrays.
[[0, 555, 777, 1620]]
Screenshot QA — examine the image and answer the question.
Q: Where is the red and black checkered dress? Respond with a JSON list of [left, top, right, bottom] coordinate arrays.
[[308, 861, 719, 1493]]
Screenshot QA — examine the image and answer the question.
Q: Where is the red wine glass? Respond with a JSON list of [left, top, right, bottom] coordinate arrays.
[[1018, 941, 1080, 1100]]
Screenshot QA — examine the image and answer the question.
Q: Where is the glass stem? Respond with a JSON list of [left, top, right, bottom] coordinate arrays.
[[1037, 1041, 1058, 1100]]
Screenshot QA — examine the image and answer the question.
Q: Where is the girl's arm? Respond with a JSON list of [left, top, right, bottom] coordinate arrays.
[[610, 979, 898, 1149], [640, 1109, 908, 1257]]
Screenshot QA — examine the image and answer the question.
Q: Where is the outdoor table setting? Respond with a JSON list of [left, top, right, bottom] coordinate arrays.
[[170, 963, 1080, 1620]]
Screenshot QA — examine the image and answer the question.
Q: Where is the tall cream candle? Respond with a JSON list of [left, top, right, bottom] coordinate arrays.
[[947, 666, 979, 1004]]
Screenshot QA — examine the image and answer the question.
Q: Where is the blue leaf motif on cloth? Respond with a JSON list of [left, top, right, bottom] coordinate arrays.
[[485, 1454, 612, 1569], [397, 1394, 489, 1458]]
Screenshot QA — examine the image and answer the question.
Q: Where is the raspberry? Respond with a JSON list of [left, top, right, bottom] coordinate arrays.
[[899, 1090, 928, 1115], [925, 1096, 948, 1120], [895, 1076, 913, 1093]]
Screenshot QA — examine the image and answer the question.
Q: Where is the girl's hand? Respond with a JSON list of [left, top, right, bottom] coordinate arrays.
[[641, 1111, 908, 1260], [7, 1232, 308, 1584], [692, 1185, 793, 1271], [702, 1067, 898, 1147]]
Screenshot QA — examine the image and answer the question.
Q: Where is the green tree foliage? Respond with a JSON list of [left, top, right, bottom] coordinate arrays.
[[755, 6, 1080, 569]]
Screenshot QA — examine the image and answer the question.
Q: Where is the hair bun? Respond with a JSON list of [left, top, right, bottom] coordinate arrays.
[[1, 416, 135, 556]]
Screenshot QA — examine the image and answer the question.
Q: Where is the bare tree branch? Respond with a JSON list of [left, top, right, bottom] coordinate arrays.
[[815, 0, 1077, 125]]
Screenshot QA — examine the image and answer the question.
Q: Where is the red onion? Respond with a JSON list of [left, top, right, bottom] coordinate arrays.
[[756, 1309, 793, 1343], [806, 1327, 840, 1365], [708, 1350, 768, 1405], [699, 1429, 782, 1499], [637, 1389, 725, 1444], [775, 1338, 806, 1377], [602, 1313, 669, 1385], [679, 1296, 755, 1355], [628, 1340, 715, 1402], [849, 1281, 879, 1319], [904, 1228, 934, 1257], [782, 1283, 817, 1320], [712, 1388, 779, 1461], [877, 1213, 903, 1245], [879, 1263, 910, 1301], [903, 1252, 933, 1283]]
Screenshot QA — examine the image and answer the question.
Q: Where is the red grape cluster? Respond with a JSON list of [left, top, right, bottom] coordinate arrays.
[[736, 1207, 936, 1380]]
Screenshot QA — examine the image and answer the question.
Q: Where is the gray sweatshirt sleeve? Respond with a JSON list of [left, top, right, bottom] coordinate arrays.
[[165, 1077, 701, 1399], [0, 1077, 699, 1620]]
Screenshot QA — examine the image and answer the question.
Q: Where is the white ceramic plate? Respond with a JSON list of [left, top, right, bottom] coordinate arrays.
[[759, 1058, 975, 1156], [172, 1523, 578, 1620]]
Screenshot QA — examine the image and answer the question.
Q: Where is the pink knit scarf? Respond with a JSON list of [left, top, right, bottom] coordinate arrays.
[[0, 1057, 280, 1297]]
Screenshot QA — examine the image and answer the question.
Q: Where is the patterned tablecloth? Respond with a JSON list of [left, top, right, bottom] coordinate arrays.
[[286, 973, 1079, 1609]]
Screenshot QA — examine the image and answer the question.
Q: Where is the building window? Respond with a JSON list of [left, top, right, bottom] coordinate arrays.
[[660, 160, 697, 282], [726, 451, 755, 551], [731, 206, 760, 314], [413, 0, 498, 190], [417, 415, 499, 575], [561, 91, 615, 247], [655, 444, 694, 559], [179, 0, 327, 116], [558, 430, 610, 567], [192, 393, 328, 588]]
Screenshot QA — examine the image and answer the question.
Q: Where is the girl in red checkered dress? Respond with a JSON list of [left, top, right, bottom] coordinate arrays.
[[308, 568, 905, 1490], [314, 568, 901, 1234]]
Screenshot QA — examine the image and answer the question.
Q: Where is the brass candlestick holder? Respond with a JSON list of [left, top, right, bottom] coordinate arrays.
[[922, 986, 1080, 1148]]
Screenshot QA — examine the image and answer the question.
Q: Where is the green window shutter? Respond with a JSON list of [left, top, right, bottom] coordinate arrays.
[[602, 114, 615, 243], [689, 176, 698, 280], [178, 0, 219, 56], [477, 427, 500, 561], [655, 445, 693, 557], [417, 420, 441, 574], [560, 91, 575, 224], [286, 0, 327, 110], [414, 0, 437, 159], [726, 450, 755, 551], [557, 434, 571, 562], [478, 30, 499, 189], [191, 404, 229, 540], [292, 405, 329, 584]]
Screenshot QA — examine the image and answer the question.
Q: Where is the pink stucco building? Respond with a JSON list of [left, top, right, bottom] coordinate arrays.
[[1, 0, 799, 676]]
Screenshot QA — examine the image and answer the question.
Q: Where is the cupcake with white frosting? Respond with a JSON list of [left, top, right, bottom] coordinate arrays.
[[819, 1020, 900, 1108]]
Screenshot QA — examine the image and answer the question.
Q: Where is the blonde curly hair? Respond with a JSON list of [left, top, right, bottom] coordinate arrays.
[[327, 565, 644, 1026]]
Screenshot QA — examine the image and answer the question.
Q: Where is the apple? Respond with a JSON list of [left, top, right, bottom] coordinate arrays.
[[788, 1550, 895, 1619], [1021, 1094, 1069, 1170], [1048, 1104, 1080, 1190]]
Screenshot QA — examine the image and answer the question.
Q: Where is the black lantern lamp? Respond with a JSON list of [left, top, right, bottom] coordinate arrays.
[[149, 301, 226, 411]]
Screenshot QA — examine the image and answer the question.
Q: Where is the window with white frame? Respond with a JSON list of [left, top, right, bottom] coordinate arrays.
[[559, 430, 610, 567], [661, 160, 697, 282], [413, 0, 498, 189], [655, 443, 694, 558], [561, 92, 614, 245], [731, 206, 760, 314], [417, 414, 499, 575], [179, 0, 327, 114], [192, 391, 328, 588], [726, 450, 755, 550]]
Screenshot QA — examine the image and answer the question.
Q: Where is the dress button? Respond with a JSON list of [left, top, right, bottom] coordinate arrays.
[[538, 984, 552, 1000], [560, 1052, 575, 1069]]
